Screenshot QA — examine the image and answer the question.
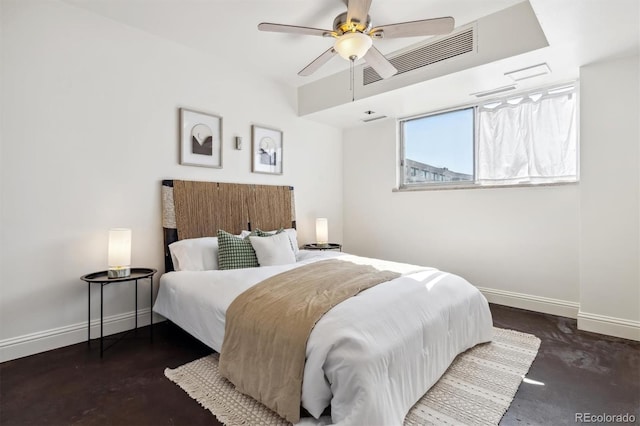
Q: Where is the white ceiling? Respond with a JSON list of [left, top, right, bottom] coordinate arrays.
[[63, 0, 639, 127]]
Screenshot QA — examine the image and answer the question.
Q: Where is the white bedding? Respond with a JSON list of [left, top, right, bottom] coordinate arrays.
[[153, 251, 493, 425]]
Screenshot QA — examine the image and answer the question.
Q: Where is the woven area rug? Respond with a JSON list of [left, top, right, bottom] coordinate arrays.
[[165, 327, 540, 426]]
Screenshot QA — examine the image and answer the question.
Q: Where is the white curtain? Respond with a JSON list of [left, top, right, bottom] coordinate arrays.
[[477, 90, 577, 184]]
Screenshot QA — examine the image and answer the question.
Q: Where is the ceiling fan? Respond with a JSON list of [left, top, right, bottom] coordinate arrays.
[[258, 0, 455, 79]]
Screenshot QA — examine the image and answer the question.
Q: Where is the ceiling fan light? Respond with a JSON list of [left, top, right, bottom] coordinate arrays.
[[334, 32, 372, 60]]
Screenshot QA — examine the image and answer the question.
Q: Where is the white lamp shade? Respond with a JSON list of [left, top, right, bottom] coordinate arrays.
[[108, 228, 131, 268], [334, 32, 373, 60], [316, 218, 329, 245]]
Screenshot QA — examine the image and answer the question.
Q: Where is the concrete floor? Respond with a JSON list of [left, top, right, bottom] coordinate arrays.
[[1, 304, 638, 425]]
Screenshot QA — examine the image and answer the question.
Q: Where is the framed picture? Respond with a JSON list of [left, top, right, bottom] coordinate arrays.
[[251, 125, 283, 175], [179, 108, 222, 168]]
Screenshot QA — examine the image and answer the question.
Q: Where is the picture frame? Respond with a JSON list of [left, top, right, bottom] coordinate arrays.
[[251, 124, 283, 175], [179, 108, 223, 168]]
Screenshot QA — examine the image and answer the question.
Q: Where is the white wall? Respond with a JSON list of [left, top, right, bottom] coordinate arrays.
[[0, 0, 343, 361], [343, 119, 581, 316], [343, 55, 640, 341], [578, 55, 640, 340]]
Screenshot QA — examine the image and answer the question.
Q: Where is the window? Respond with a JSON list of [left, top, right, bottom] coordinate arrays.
[[401, 108, 474, 184], [400, 84, 578, 188]]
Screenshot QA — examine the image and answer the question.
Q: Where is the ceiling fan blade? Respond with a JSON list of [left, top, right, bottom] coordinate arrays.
[[363, 46, 397, 79], [346, 0, 372, 25], [258, 23, 335, 37], [370, 17, 454, 38], [298, 48, 338, 76]]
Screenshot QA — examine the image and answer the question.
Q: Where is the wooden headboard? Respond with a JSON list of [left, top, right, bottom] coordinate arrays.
[[161, 180, 296, 272]]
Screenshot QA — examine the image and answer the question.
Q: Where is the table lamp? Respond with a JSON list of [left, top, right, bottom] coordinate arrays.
[[108, 228, 131, 278], [316, 218, 328, 247]]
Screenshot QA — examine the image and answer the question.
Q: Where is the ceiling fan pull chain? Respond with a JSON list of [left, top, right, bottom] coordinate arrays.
[[350, 57, 355, 102]]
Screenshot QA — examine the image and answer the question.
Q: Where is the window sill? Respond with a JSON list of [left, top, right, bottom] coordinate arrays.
[[393, 180, 579, 192]]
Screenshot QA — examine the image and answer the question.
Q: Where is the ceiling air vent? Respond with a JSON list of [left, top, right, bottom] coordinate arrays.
[[362, 115, 387, 123], [363, 27, 475, 85]]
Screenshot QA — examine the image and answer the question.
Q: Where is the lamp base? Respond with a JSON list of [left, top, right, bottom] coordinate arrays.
[[316, 242, 329, 248], [108, 267, 131, 278]]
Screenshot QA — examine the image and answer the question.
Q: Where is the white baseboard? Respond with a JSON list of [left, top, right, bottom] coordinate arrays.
[[577, 311, 640, 342], [0, 309, 165, 363], [478, 286, 640, 341], [477, 286, 580, 319]]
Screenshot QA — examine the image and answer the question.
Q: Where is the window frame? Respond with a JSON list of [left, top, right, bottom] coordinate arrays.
[[397, 82, 579, 191]]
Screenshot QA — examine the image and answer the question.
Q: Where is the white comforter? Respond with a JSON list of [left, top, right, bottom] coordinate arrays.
[[153, 251, 493, 425]]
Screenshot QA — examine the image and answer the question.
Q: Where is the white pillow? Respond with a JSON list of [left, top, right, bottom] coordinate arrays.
[[249, 233, 296, 266], [241, 228, 299, 255], [168, 237, 219, 271]]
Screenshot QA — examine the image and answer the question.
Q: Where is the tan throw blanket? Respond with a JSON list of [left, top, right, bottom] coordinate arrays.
[[218, 259, 401, 423]]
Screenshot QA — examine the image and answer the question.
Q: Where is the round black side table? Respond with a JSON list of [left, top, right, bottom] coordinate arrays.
[[302, 243, 342, 251], [81, 267, 157, 357]]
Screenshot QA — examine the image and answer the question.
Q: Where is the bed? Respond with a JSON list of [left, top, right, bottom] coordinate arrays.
[[154, 180, 493, 425]]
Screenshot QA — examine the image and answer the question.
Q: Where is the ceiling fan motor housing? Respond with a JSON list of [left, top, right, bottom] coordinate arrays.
[[333, 12, 372, 35]]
